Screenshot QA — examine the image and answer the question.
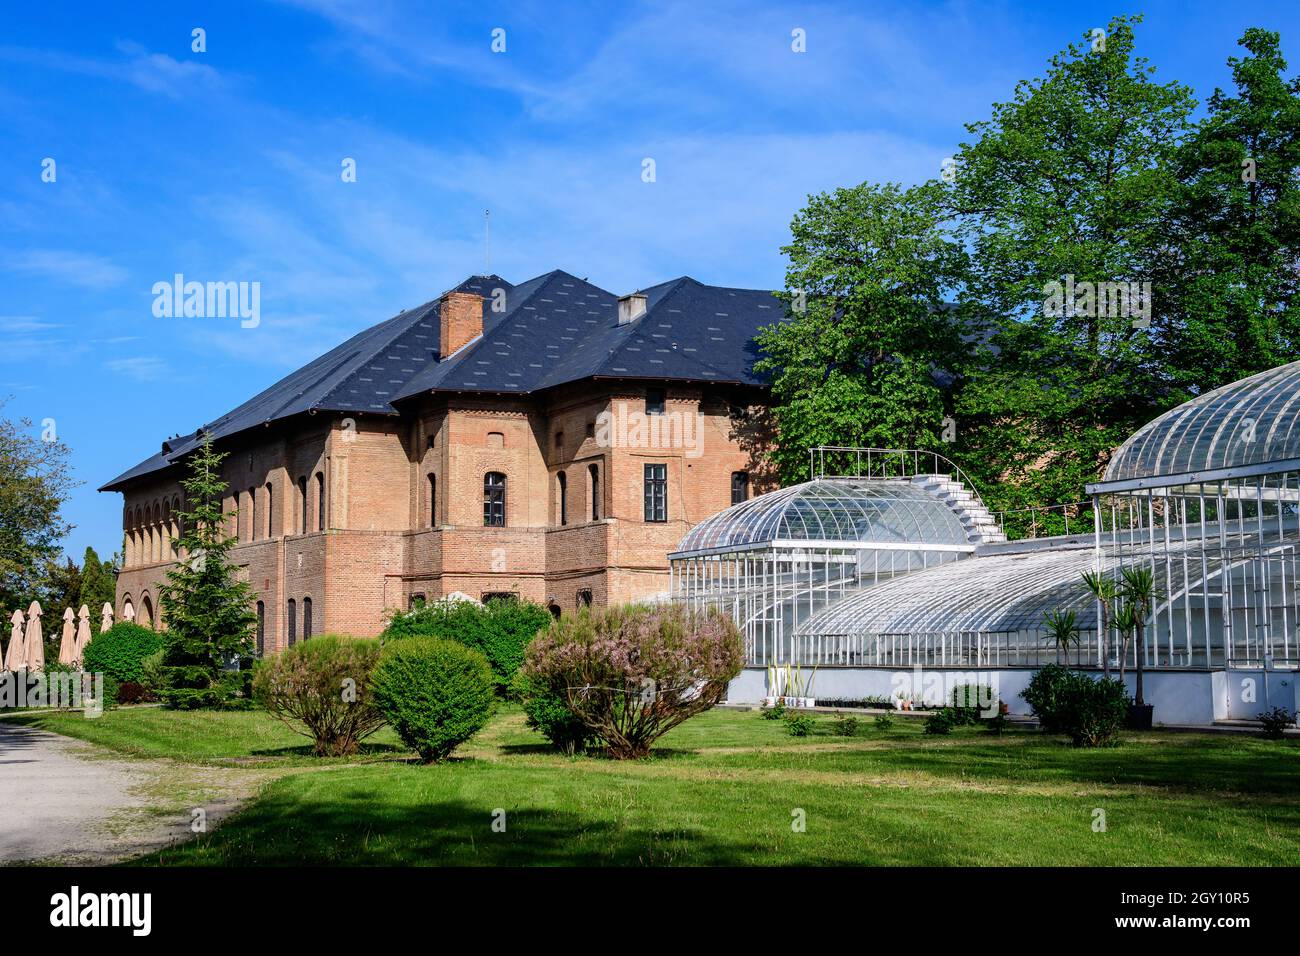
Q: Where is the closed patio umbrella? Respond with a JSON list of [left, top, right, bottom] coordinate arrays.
[[58, 607, 77, 665], [100, 602, 113, 633], [25, 601, 44, 672], [75, 605, 93, 665], [4, 609, 25, 671]]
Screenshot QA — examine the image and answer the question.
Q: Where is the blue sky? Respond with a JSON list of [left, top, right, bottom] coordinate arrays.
[[5, 0, 1300, 561]]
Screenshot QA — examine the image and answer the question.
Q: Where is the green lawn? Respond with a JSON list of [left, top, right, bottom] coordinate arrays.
[[7, 706, 1298, 865]]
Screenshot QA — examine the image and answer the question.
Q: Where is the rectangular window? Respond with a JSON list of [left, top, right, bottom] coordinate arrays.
[[484, 473, 506, 527], [645, 388, 665, 415], [731, 471, 749, 505], [644, 463, 667, 522]]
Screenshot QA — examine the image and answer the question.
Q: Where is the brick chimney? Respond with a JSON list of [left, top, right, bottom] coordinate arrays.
[[439, 290, 483, 357]]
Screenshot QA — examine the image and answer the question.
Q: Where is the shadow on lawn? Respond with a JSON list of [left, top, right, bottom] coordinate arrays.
[[139, 791, 783, 866], [727, 728, 1300, 795]]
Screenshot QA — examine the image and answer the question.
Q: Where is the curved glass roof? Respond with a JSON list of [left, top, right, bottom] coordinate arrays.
[[798, 542, 1231, 638], [1104, 360, 1300, 484], [671, 478, 974, 557]]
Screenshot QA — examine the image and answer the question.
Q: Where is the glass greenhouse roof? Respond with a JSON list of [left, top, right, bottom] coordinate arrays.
[[797, 542, 1230, 638], [670, 478, 974, 558], [1103, 360, 1300, 485]]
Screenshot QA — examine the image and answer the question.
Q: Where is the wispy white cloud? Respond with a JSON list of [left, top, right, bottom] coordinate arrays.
[[6, 250, 129, 289], [0, 41, 223, 99], [104, 356, 169, 381]]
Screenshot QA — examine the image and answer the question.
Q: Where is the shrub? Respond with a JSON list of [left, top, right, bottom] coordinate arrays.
[[1022, 666, 1127, 747], [1020, 664, 1074, 734], [510, 669, 594, 755], [874, 712, 895, 731], [116, 681, 151, 705], [924, 708, 956, 735], [383, 597, 552, 694], [371, 637, 494, 762], [761, 700, 787, 721], [950, 683, 1001, 725], [81, 623, 163, 684], [831, 713, 859, 736], [984, 710, 1009, 735], [1258, 706, 1296, 740], [522, 603, 744, 759], [253, 635, 387, 756], [784, 711, 814, 737]]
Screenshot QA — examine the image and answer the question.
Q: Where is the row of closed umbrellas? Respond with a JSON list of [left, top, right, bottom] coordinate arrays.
[[3, 601, 121, 672]]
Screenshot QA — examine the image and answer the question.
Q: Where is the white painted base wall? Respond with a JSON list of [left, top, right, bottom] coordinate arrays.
[[726, 666, 1300, 726]]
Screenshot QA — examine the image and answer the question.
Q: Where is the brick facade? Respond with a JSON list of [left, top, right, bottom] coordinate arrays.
[[111, 379, 773, 643]]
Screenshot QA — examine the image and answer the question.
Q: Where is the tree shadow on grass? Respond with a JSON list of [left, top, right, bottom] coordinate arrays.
[[136, 792, 802, 866]]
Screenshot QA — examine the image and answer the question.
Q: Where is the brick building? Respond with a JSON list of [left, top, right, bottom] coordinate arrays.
[[101, 270, 779, 650]]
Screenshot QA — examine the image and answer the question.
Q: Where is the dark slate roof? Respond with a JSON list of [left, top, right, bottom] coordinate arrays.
[[102, 270, 781, 491]]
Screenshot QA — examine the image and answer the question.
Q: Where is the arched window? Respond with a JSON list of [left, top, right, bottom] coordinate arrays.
[[140, 594, 155, 630], [548, 603, 562, 619], [302, 597, 313, 641], [484, 472, 506, 527], [557, 471, 568, 526], [248, 487, 257, 542], [428, 474, 437, 527], [316, 472, 326, 531], [287, 599, 297, 647], [731, 471, 750, 505], [265, 482, 274, 538], [588, 464, 600, 521], [255, 601, 265, 656], [298, 476, 308, 533], [577, 589, 593, 609]]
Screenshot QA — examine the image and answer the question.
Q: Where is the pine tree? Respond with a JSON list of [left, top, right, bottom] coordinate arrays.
[[76, 546, 116, 616], [157, 438, 257, 709]]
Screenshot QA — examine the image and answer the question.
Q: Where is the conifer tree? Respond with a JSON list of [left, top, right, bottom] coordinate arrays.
[[157, 438, 256, 709]]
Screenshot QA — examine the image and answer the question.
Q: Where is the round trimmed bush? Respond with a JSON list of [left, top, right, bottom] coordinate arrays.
[[371, 637, 494, 763], [252, 635, 386, 756], [81, 622, 163, 684], [383, 598, 552, 694]]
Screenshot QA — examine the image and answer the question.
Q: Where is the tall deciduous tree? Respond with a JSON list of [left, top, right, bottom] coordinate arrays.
[[951, 15, 1196, 522], [157, 438, 256, 709], [755, 181, 970, 484], [0, 401, 76, 610], [1158, 28, 1300, 397]]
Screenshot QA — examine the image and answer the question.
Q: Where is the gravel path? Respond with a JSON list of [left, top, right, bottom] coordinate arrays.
[[0, 720, 256, 865]]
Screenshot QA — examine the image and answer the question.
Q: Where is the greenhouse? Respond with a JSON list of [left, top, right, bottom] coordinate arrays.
[[671, 362, 1300, 723]]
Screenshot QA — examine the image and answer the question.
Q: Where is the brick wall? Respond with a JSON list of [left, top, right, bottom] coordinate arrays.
[[111, 379, 775, 645]]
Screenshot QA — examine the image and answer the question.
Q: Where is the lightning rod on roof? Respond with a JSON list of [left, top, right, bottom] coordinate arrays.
[[484, 209, 491, 276]]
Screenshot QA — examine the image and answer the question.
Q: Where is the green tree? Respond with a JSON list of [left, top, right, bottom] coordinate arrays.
[[0, 401, 76, 610], [951, 15, 1196, 520], [754, 180, 970, 484], [156, 438, 257, 709], [77, 546, 117, 615], [1158, 28, 1300, 396]]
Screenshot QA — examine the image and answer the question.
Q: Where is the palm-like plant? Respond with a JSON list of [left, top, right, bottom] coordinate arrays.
[[1118, 566, 1161, 708], [1042, 609, 1080, 665], [1081, 570, 1119, 678]]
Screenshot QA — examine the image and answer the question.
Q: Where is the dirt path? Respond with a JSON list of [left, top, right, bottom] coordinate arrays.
[[0, 721, 268, 865]]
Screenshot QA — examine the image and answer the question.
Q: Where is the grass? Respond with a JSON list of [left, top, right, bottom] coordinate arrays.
[[7, 705, 1299, 865]]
